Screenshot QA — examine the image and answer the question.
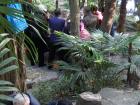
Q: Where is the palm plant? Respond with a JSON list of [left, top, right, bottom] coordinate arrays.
[[0, 0, 49, 92], [55, 30, 140, 92], [0, 33, 18, 105], [55, 32, 118, 92]]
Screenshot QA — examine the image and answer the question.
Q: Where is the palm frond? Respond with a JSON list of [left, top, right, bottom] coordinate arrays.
[[0, 80, 13, 86], [0, 33, 18, 104]]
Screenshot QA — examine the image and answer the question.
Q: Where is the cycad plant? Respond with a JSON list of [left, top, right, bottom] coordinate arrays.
[[55, 30, 140, 93], [0, 33, 18, 105], [0, 0, 48, 92], [55, 32, 117, 93]]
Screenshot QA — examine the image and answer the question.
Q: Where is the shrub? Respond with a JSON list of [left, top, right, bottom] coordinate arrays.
[[32, 77, 72, 105]]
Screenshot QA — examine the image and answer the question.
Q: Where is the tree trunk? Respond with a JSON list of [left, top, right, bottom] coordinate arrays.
[[79, 0, 86, 9], [101, 0, 116, 33], [117, 0, 128, 33], [127, 42, 132, 86], [0, 35, 26, 92], [69, 0, 80, 36], [85, 0, 87, 6], [98, 0, 105, 12], [56, 0, 59, 9], [15, 34, 27, 92], [134, 0, 140, 20]]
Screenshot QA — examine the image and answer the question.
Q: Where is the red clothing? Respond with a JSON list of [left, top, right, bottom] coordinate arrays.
[[96, 11, 103, 21], [94, 10, 103, 26], [80, 22, 91, 40]]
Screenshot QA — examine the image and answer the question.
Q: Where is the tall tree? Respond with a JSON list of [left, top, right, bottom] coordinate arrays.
[[69, 0, 80, 36], [134, 0, 140, 20], [98, 0, 105, 12], [79, 0, 87, 9], [101, 0, 116, 33], [56, 0, 59, 9], [117, 0, 128, 33]]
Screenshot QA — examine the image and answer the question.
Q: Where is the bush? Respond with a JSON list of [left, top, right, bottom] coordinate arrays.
[[32, 77, 72, 105]]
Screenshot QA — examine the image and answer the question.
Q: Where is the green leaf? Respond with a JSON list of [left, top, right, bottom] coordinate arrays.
[[0, 57, 17, 68], [0, 48, 10, 58], [0, 86, 18, 92], [0, 95, 13, 101], [0, 33, 9, 37], [0, 80, 13, 86], [0, 65, 18, 75], [29, 24, 47, 45], [0, 38, 11, 50], [57, 47, 69, 52], [0, 103, 6, 105]]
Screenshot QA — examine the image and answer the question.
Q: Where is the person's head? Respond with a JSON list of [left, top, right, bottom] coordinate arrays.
[[54, 9, 61, 17], [38, 4, 47, 12], [13, 93, 30, 105], [83, 6, 91, 16], [91, 5, 98, 14], [61, 10, 69, 19]]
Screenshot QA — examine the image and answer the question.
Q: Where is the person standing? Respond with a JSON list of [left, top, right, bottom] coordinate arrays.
[[48, 9, 65, 67], [83, 6, 97, 31], [91, 5, 103, 29]]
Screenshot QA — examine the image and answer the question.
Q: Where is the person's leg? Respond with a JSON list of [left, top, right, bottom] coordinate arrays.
[[110, 23, 115, 37], [24, 27, 36, 66], [48, 43, 56, 64], [38, 40, 48, 67], [38, 48, 45, 67], [55, 44, 70, 63]]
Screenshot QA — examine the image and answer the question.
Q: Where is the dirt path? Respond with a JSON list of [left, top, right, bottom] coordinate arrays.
[[26, 65, 58, 83]]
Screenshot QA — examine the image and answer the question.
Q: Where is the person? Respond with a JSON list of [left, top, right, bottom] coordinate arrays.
[[3, 92, 40, 105], [83, 6, 97, 31], [23, 2, 49, 67], [48, 9, 66, 67], [80, 20, 91, 40], [91, 5, 103, 29], [32, 6, 49, 67], [110, 22, 115, 37], [13, 93, 40, 105], [61, 10, 70, 35], [13, 93, 30, 105]]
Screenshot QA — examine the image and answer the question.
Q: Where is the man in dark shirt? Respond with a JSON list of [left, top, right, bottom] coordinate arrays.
[[49, 9, 65, 42], [48, 9, 65, 67]]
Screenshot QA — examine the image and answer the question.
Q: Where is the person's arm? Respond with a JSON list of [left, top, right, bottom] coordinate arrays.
[[62, 20, 66, 32]]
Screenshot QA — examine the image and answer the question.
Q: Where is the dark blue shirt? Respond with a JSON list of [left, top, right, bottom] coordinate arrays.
[[49, 17, 65, 42]]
